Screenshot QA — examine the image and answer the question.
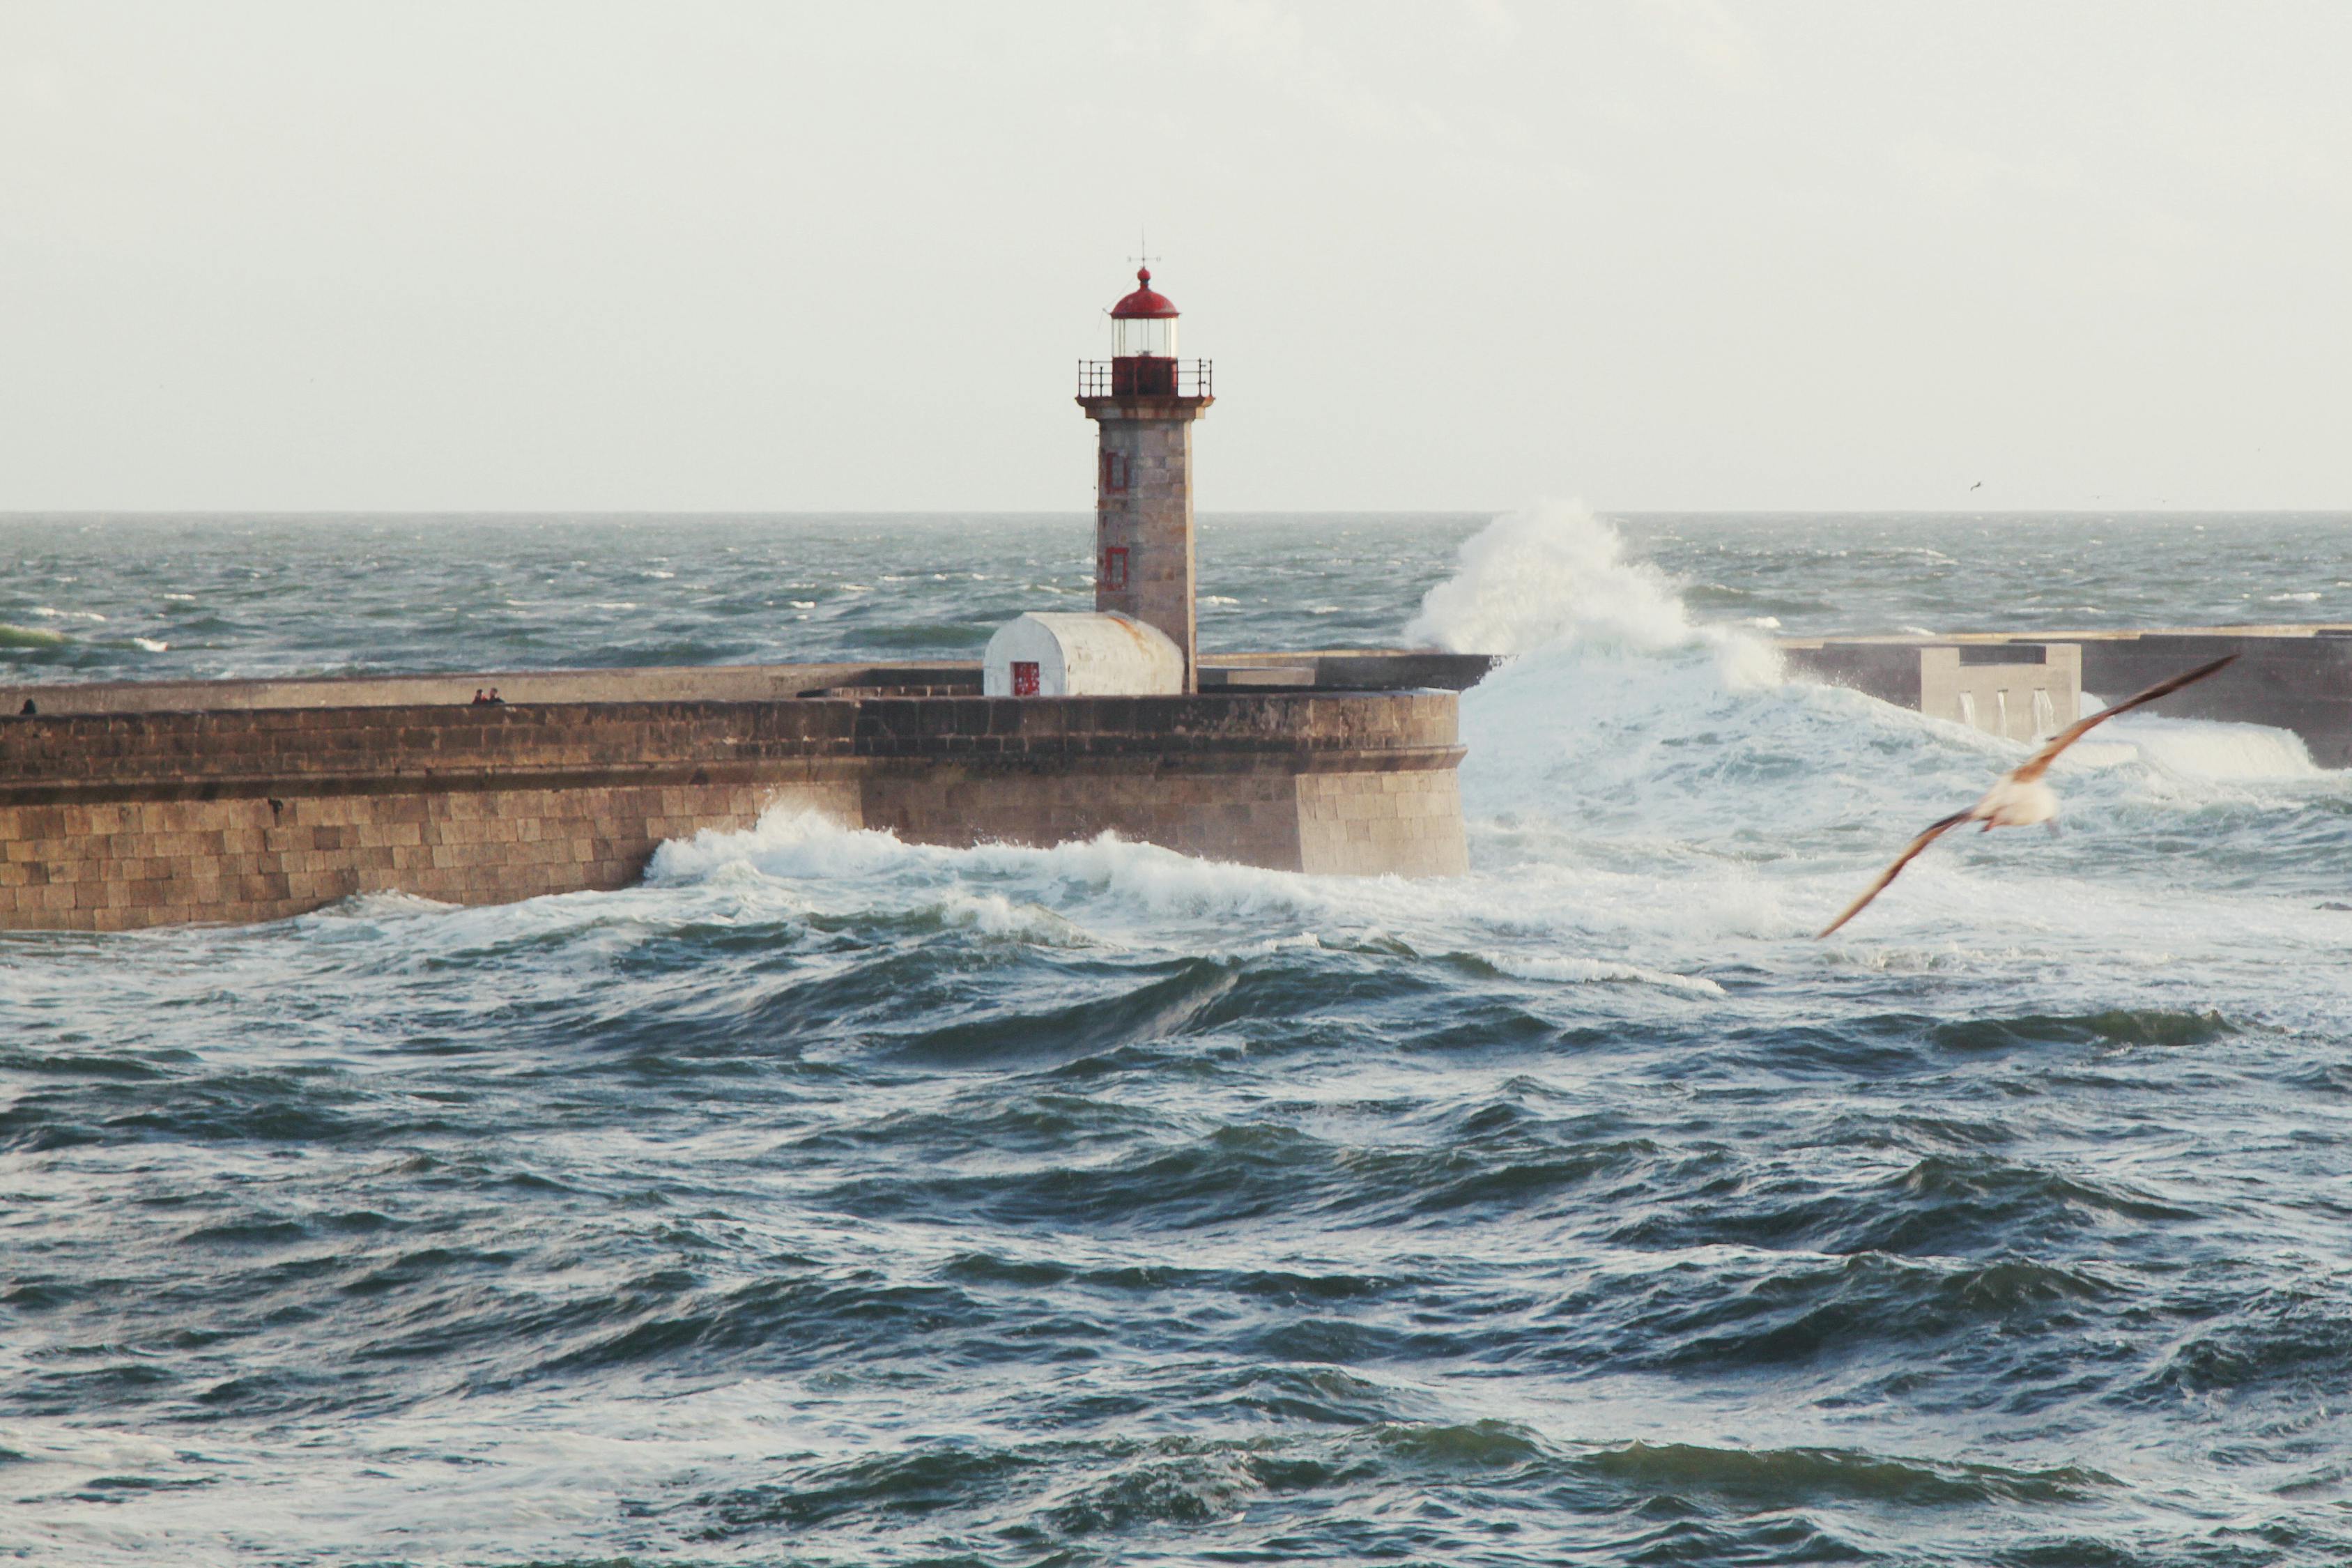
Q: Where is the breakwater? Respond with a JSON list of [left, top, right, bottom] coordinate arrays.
[[0, 654, 1473, 930], [1782, 624, 2352, 763]]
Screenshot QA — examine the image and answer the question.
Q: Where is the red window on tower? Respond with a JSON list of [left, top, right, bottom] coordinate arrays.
[[1099, 451, 1130, 495], [1011, 661, 1040, 697], [1099, 546, 1129, 591]]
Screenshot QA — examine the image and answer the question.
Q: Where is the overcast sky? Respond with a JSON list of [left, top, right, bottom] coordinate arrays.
[[3, 1, 2346, 512]]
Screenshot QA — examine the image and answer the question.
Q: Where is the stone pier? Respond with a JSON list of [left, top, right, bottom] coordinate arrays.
[[0, 659, 1472, 931]]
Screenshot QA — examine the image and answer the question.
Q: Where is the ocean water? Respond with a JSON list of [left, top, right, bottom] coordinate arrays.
[[2, 507, 2351, 1566]]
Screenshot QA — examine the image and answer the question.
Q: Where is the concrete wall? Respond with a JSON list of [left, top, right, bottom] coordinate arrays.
[[1965, 629, 2352, 767], [1083, 394, 1209, 689], [1922, 645, 2082, 740], [1781, 640, 2081, 740], [0, 690, 1468, 930], [1784, 627, 2352, 767], [1201, 651, 1502, 693], [1778, 643, 1926, 710]]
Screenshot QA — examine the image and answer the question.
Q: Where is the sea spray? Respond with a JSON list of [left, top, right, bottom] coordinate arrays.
[[1407, 500, 1780, 689], [1406, 503, 1794, 841], [2078, 713, 2321, 782], [1408, 500, 1693, 656]]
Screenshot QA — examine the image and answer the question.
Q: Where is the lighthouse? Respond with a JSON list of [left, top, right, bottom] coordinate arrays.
[[1077, 266, 1213, 691], [981, 265, 1212, 700]]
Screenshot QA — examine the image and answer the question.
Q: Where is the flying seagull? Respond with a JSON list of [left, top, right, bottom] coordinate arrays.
[[1816, 654, 2238, 938]]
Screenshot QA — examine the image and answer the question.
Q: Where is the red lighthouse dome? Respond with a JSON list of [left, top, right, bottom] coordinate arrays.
[[1109, 267, 1179, 321], [1107, 266, 1180, 374]]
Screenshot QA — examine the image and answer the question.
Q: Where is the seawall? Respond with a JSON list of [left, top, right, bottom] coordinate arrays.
[[1781, 625, 2352, 765], [0, 650, 1501, 714], [1969, 628, 2352, 767], [0, 670, 1469, 931]]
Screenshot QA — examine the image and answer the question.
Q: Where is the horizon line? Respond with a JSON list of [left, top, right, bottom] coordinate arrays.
[[1, 507, 2346, 522]]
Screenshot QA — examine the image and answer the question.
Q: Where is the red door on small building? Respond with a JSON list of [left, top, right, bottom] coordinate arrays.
[[1011, 661, 1040, 697]]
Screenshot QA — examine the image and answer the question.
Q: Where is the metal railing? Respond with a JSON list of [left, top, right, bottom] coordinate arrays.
[[1076, 359, 1213, 399]]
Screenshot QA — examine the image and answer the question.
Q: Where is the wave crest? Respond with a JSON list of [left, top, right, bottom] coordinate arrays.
[[1406, 501, 1781, 690]]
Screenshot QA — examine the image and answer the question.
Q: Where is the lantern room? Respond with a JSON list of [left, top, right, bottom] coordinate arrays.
[[1109, 267, 1181, 395]]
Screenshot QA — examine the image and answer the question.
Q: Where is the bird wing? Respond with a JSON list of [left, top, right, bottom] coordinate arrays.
[[2009, 654, 2238, 783], [1816, 810, 1972, 939]]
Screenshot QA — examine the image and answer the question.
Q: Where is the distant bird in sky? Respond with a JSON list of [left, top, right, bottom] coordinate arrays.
[[1816, 654, 2238, 938], [1969, 480, 1983, 491]]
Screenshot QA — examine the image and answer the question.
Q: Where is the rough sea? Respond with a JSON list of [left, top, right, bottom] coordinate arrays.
[[3, 508, 2351, 1567]]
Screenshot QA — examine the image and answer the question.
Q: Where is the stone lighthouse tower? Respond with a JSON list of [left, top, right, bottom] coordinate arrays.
[[1078, 267, 1213, 691]]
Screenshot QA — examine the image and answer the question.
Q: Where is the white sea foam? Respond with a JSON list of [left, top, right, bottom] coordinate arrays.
[[1407, 502, 1779, 689], [1481, 951, 1726, 997], [932, 889, 1102, 946], [1411, 510, 2352, 981], [1406, 500, 1696, 658], [2080, 715, 2319, 781], [647, 808, 912, 884], [302, 889, 461, 923], [652, 810, 1337, 930]]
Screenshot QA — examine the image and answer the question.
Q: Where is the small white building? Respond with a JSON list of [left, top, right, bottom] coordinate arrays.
[[983, 612, 1185, 697]]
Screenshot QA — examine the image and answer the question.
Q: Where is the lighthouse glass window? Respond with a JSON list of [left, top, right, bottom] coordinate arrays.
[[1112, 316, 1177, 358]]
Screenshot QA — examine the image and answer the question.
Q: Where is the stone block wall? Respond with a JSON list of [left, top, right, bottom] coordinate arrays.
[[0, 700, 866, 790], [0, 781, 854, 932], [1083, 397, 1208, 688], [1297, 767, 1470, 877], [864, 758, 1306, 868], [0, 687, 1469, 930], [854, 689, 1467, 873]]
